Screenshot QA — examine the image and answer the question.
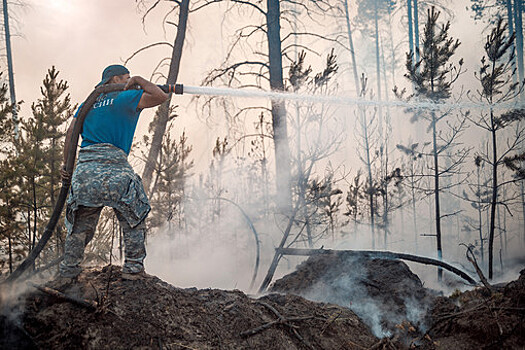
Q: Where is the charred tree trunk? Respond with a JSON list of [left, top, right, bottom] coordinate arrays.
[[374, 1, 382, 106], [476, 166, 484, 265], [413, 0, 421, 65], [488, 109, 498, 279], [432, 111, 443, 280], [3, 0, 18, 139], [259, 207, 299, 293], [363, 110, 376, 249], [344, 0, 360, 93], [142, 0, 189, 194], [8, 231, 12, 273], [275, 247, 476, 285], [267, 0, 292, 210], [514, 0, 524, 96], [507, 0, 516, 85], [407, 0, 414, 68]]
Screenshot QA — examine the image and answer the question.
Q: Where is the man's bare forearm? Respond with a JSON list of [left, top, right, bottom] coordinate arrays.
[[126, 76, 168, 109]]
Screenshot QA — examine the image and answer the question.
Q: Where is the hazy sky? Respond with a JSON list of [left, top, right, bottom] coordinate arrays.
[[6, 0, 500, 168], [9, 1, 487, 109], [9, 0, 230, 166]]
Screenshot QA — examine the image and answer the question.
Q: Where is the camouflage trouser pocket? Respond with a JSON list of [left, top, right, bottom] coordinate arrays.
[[120, 176, 151, 228]]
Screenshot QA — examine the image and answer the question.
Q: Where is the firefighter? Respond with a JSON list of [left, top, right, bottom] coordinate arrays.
[[59, 64, 168, 280]]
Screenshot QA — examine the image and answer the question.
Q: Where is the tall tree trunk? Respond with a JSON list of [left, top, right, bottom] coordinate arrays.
[[386, 3, 396, 87], [344, 0, 360, 93], [32, 176, 37, 251], [2, 0, 18, 139], [514, 0, 524, 98], [521, 181, 525, 246], [488, 109, 498, 279], [413, 0, 421, 65], [142, 0, 189, 194], [267, 0, 292, 210], [362, 111, 376, 249], [411, 163, 418, 253], [507, 0, 516, 85], [373, 2, 383, 248], [380, 41, 392, 249], [373, 1, 383, 106], [8, 231, 12, 272], [407, 0, 414, 64], [477, 166, 484, 266], [432, 112, 443, 280]]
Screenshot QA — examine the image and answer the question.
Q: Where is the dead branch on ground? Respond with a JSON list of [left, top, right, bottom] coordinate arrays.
[[28, 282, 97, 311], [241, 301, 315, 350], [461, 243, 495, 293]]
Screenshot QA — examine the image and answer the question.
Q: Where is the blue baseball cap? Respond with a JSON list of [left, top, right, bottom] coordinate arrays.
[[96, 64, 130, 87]]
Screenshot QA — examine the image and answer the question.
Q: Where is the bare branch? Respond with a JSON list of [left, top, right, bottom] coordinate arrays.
[[123, 42, 174, 65], [230, 0, 266, 16]]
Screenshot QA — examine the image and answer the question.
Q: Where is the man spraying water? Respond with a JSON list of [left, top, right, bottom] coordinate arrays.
[[59, 64, 168, 281]]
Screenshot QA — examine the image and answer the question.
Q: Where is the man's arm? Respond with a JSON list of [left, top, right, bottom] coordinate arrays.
[[125, 76, 169, 109]]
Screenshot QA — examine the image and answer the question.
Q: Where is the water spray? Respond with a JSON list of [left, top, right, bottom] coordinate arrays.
[[167, 84, 525, 111]]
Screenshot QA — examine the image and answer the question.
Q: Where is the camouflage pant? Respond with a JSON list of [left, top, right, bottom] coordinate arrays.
[[59, 205, 146, 277]]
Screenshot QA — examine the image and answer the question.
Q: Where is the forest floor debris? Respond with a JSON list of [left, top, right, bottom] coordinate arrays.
[[270, 250, 525, 349], [1, 265, 377, 349], [0, 252, 523, 349]]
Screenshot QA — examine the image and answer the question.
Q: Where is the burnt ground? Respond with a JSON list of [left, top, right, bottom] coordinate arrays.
[[270, 251, 439, 338], [0, 252, 523, 350], [425, 269, 525, 349], [1, 265, 378, 350], [270, 251, 525, 349]]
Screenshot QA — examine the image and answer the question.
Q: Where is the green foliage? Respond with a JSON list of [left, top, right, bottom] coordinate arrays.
[[502, 151, 525, 179], [476, 18, 520, 105], [0, 67, 73, 274], [344, 171, 364, 223], [406, 7, 463, 101], [148, 123, 194, 230], [288, 51, 312, 92], [314, 49, 338, 87]]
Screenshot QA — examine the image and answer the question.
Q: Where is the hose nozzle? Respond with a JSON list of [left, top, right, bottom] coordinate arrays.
[[159, 84, 184, 95]]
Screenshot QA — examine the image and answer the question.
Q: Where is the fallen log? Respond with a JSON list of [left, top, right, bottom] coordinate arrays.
[[276, 248, 477, 285]]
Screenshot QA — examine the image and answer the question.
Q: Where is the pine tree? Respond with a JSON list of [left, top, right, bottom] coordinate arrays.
[[13, 67, 73, 266], [148, 123, 194, 231], [469, 19, 524, 278], [404, 7, 466, 280], [0, 78, 23, 274]]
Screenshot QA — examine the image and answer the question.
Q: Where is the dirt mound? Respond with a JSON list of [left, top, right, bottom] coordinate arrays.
[[425, 268, 525, 350], [269, 251, 525, 349], [1, 265, 380, 350], [270, 251, 438, 339]]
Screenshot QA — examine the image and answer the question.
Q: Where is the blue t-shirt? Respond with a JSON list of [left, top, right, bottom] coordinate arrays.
[[75, 89, 144, 155]]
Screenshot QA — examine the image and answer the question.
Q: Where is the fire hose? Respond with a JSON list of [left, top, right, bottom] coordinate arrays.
[[4, 83, 184, 284]]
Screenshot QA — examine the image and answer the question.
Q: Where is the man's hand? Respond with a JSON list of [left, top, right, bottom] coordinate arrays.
[[125, 76, 169, 109], [124, 76, 144, 91]]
